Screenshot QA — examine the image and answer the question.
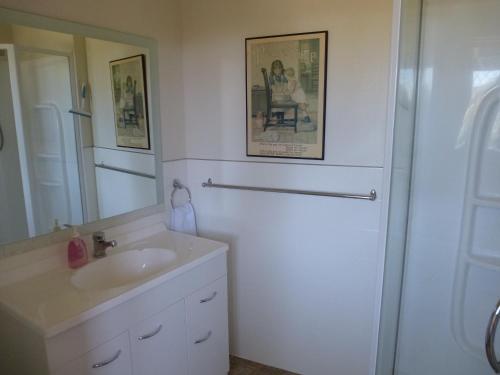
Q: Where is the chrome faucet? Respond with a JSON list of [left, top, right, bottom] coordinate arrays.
[[92, 231, 117, 258]]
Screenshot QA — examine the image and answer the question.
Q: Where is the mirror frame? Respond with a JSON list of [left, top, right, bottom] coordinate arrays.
[[0, 7, 164, 255]]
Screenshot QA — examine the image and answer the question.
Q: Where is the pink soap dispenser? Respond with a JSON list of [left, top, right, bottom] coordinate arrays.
[[68, 226, 88, 269]]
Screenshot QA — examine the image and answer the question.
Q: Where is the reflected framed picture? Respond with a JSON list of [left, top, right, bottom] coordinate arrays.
[[109, 54, 150, 150], [246, 31, 328, 159]]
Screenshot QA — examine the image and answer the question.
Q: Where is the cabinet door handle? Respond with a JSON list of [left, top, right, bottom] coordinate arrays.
[[91, 349, 122, 369], [200, 291, 217, 303], [138, 324, 163, 341], [486, 299, 500, 373], [194, 330, 212, 344]]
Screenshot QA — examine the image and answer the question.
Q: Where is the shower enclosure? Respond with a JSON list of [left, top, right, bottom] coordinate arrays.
[[0, 44, 83, 244], [379, 0, 500, 374]]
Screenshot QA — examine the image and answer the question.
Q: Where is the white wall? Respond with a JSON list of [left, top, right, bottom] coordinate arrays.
[[165, 0, 395, 374], [180, 0, 392, 166]]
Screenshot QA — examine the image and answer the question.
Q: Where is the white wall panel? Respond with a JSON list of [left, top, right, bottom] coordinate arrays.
[[165, 159, 384, 374], [95, 167, 156, 219], [94, 147, 155, 176]]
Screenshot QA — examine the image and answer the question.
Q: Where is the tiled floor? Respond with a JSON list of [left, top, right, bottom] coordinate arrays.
[[229, 356, 300, 375]]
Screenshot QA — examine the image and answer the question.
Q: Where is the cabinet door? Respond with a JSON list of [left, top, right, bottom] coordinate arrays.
[[186, 276, 229, 375], [53, 331, 131, 375], [129, 300, 187, 375]]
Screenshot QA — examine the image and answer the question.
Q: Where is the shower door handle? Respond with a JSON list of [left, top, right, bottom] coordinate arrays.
[[486, 299, 500, 373]]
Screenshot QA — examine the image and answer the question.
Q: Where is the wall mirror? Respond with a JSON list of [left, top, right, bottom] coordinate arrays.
[[0, 8, 163, 247]]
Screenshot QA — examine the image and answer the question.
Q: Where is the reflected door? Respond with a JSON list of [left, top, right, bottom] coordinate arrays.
[[395, 0, 500, 374], [17, 50, 83, 234]]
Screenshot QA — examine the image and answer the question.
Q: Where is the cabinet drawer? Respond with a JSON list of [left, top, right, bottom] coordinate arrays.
[[129, 299, 187, 375], [53, 331, 131, 375], [186, 276, 229, 375]]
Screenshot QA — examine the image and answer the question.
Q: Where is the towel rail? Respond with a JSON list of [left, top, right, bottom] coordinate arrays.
[[95, 163, 155, 179], [201, 178, 377, 201], [171, 179, 193, 208]]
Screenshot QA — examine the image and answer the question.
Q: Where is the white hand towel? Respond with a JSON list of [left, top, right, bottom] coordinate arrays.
[[170, 202, 198, 236]]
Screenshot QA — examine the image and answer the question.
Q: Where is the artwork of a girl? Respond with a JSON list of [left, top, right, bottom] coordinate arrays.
[[285, 67, 311, 123], [269, 59, 288, 87], [269, 59, 288, 123]]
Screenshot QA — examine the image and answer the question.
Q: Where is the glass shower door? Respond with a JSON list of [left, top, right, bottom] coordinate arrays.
[[393, 0, 500, 374]]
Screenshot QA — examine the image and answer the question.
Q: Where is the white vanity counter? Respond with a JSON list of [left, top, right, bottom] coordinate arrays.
[[0, 224, 227, 338], [0, 219, 229, 375]]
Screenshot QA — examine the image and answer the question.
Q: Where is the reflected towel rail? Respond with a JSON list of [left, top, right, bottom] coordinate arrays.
[[69, 109, 92, 118], [201, 178, 377, 201], [95, 163, 155, 179]]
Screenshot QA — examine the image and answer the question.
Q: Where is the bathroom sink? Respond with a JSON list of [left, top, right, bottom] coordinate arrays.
[[71, 248, 177, 291]]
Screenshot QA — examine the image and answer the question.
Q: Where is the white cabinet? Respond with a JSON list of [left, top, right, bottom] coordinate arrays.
[[1, 252, 228, 375], [129, 300, 188, 375], [186, 277, 229, 375], [54, 332, 132, 375]]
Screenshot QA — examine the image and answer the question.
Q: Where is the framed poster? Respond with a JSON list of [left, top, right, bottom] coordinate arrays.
[[109, 54, 150, 149], [246, 31, 328, 160]]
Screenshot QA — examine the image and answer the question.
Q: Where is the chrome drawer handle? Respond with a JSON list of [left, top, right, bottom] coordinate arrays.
[[92, 349, 121, 369], [138, 324, 163, 341], [486, 299, 500, 373], [200, 291, 217, 303], [194, 330, 212, 344]]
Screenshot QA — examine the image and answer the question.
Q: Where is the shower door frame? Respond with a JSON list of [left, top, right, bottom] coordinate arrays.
[[0, 43, 35, 237], [376, 0, 423, 373]]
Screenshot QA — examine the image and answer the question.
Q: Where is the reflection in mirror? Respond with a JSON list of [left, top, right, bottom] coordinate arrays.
[[0, 24, 160, 246]]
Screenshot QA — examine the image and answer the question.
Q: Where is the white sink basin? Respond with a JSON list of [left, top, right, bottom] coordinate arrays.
[[71, 248, 177, 291]]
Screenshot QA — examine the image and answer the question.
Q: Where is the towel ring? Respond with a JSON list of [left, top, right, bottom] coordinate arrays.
[[171, 179, 192, 208]]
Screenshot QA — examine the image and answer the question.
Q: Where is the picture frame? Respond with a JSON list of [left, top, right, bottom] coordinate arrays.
[[109, 54, 150, 150], [245, 31, 328, 160]]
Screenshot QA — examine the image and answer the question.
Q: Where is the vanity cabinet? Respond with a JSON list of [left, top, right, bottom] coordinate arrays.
[[52, 275, 228, 375], [1, 252, 229, 375]]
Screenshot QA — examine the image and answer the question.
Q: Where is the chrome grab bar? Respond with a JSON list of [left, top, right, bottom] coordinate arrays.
[[486, 299, 500, 373], [138, 324, 163, 341], [202, 178, 377, 201], [91, 349, 122, 369]]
